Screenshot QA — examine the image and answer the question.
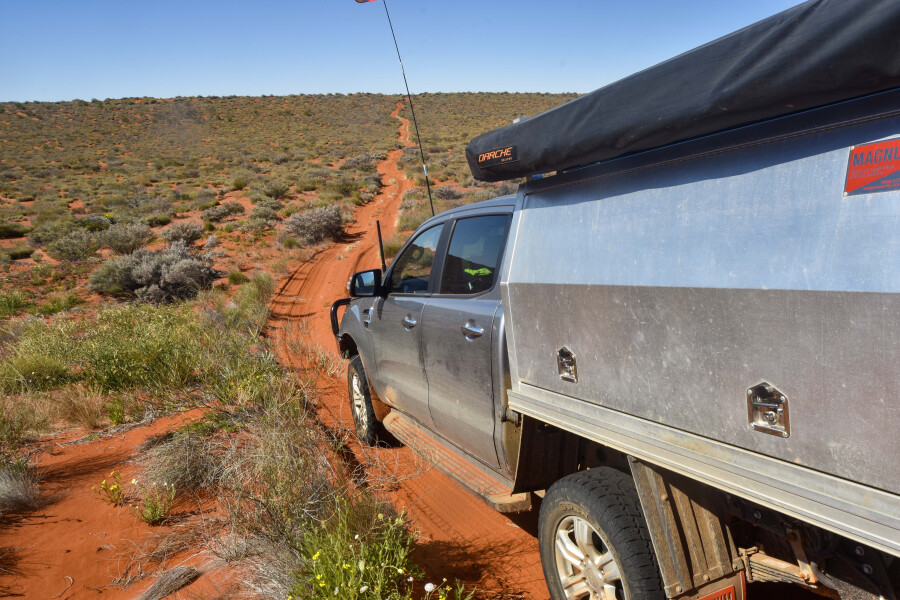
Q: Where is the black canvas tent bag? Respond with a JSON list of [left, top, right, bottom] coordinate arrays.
[[466, 0, 900, 182]]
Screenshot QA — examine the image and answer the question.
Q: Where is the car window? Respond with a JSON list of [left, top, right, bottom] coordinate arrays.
[[389, 224, 444, 294], [440, 215, 509, 295]]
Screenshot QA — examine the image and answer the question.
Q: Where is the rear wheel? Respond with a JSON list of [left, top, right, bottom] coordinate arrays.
[[539, 467, 665, 600], [348, 355, 379, 446]]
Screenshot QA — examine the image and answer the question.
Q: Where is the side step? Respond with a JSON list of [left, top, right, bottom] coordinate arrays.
[[383, 412, 531, 513]]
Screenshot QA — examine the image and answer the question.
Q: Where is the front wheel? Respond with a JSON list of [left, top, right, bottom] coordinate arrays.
[[539, 467, 665, 600], [348, 355, 379, 446]]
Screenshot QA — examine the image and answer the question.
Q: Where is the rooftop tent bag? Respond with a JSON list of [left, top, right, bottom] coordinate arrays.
[[465, 0, 900, 182]]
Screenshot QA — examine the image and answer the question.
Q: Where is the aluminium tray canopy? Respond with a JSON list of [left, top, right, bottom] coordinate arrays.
[[466, 0, 900, 182]]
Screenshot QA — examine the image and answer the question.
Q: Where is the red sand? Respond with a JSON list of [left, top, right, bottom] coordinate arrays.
[[0, 410, 206, 599]]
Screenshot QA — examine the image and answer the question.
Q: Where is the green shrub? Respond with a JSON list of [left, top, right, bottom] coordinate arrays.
[[284, 205, 343, 245], [0, 292, 31, 318], [46, 229, 96, 261], [245, 206, 280, 231], [97, 222, 152, 254], [382, 234, 406, 260], [0, 223, 30, 239], [0, 294, 278, 397], [194, 188, 218, 206], [432, 185, 462, 200], [27, 219, 77, 246], [89, 240, 220, 302], [80, 215, 112, 232], [296, 178, 321, 192], [263, 181, 290, 200], [202, 200, 244, 222], [282, 202, 302, 218], [82, 305, 204, 390], [195, 197, 219, 211], [281, 237, 300, 249], [37, 293, 81, 315], [341, 152, 385, 172], [106, 397, 125, 426], [397, 211, 428, 232], [161, 221, 204, 245], [144, 214, 171, 227], [231, 175, 248, 191], [0, 318, 75, 392], [327, 178, 357, 198], [255, 196, 283, 211], [228, 270, 249, 285], [6, 245, 34, 260]]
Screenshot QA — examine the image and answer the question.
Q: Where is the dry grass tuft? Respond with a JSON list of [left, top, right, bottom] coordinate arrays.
[[58, 385, 107, 430], [0, 459, 41, 514], [141, 430, 223, 494], [137, 565, 202, 600]]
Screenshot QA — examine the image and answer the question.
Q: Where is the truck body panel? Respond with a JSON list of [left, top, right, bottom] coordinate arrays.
[[496, 92, 900, 556]]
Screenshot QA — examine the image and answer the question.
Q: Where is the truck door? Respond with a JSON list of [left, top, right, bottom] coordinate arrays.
[[369, 223, 445, 428], [421, 214, 511, 468]]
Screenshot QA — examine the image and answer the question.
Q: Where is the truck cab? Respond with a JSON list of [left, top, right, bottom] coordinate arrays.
[[334, 198, 520, 479]]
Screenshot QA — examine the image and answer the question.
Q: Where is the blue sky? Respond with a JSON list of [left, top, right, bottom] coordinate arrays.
[[1, 0, 804, 102]]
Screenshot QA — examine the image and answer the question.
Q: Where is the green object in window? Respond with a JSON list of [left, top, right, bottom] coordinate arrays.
[[464, 267, 492, 277]]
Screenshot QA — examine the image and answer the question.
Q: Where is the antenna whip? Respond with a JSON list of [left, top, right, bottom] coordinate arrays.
[[357, 0, 435, 216]]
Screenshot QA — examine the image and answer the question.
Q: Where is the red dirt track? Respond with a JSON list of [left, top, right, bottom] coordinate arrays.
[[268, 101, 550, 599]]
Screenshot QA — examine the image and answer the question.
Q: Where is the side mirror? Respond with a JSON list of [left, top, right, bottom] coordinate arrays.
[[348, 269, 382, 297]]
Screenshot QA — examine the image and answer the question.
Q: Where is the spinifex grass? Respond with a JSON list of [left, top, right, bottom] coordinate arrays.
[[0, 272, 277, 398], [0, 303, 203, 394]]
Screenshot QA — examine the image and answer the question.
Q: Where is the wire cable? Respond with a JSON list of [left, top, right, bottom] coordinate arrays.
[[381, 0, 435, 216]]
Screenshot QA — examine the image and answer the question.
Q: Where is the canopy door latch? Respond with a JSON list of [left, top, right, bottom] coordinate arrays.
[[747, 382, 790, 438]]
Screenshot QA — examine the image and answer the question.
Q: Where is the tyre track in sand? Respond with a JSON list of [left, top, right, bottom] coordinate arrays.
[[268, 101, 549, 599]]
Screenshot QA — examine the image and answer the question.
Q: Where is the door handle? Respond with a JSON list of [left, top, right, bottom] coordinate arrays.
[[461, 322, 484, 339], [402, 316, 417, 329]]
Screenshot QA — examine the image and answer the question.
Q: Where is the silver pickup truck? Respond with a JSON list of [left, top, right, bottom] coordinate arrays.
[[331, 2, 900, 599]]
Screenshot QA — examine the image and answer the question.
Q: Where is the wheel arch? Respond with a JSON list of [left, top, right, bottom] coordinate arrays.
[[338, 332, 359, 359], [512, 419, 632, 494]]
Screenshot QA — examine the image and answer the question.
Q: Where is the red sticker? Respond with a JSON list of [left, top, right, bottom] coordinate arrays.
[[845, 138, 900, 196]]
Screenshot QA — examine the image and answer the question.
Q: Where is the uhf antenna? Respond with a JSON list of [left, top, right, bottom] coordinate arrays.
[[366, 0, 435, 216]]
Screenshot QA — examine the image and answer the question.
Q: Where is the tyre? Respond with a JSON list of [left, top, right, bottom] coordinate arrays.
[[539, 467, 665, 600], [348, 355, 379, 446]]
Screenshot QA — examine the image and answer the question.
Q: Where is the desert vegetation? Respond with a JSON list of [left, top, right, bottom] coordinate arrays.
[[0, 274, 473, 597], [0, 92, 580, 596], [0, 94, 403, 317], [0, 93, 574, 310]]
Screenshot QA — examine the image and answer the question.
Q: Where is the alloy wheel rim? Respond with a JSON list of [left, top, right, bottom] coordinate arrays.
[[553, 515, 625, 600], [350, 372, 368, 435]]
